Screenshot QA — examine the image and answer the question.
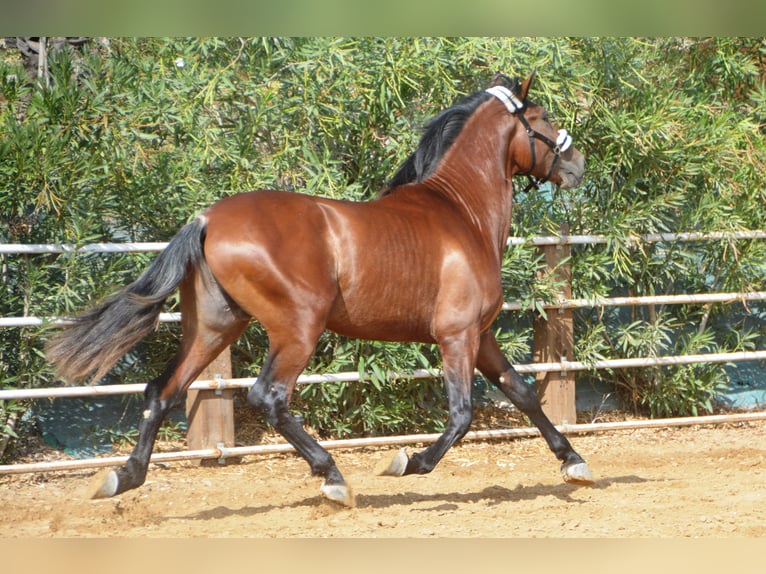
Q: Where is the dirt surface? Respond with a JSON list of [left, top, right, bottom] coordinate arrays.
[[2, 418, 765, 538]]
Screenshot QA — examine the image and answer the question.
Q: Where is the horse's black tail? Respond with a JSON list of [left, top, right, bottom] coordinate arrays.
[[46, 216, 208, 384]]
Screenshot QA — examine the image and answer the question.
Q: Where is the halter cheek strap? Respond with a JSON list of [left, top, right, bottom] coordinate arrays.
[[485, 85, 573, 191]]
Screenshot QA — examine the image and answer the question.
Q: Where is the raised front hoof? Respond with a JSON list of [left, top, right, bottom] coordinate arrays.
[[320, 481, 356, 508], [561, 461, 594, 486], [87, 468, 121, 499], [375, 448, 408, 477]]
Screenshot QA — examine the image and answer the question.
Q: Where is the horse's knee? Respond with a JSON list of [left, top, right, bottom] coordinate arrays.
[[246, 382, 270, 413], [247, 381, 289, 426]]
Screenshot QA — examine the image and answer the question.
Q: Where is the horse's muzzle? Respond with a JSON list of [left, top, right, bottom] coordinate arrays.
[[557, 150, 585, 189]]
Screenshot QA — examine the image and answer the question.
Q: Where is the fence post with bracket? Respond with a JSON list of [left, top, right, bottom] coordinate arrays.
[[184, 347, 237, 465], [533, 223, 576, 426]]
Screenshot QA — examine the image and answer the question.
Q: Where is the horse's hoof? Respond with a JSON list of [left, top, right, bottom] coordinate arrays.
[[375, 448, 408, 477], [562, 461, 594, 485], [87, 468, 120, 499], [320, 481, 356, 508]]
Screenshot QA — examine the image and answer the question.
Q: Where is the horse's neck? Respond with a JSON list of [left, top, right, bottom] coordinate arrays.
[[428, 106, 516, 255]]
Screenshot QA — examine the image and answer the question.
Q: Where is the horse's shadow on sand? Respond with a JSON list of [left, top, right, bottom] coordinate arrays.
[[167, 474, 651, 523]]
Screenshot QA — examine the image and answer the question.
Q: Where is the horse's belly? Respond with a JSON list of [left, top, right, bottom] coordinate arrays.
[[326, 293, 437, 344]]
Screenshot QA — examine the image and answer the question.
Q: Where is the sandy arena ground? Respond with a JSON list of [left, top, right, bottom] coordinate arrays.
[[2, 419, 765, 538]]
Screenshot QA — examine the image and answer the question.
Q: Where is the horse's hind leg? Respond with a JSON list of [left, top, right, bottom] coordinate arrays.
[[475, 330, 594, 485], [88, 360, 184, 498], [89, 270, 249, 499]]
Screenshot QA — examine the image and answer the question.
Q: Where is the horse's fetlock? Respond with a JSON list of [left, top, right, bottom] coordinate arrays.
[[404, 452, 433, 475]]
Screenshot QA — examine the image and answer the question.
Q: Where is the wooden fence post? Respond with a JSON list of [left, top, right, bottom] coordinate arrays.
[[533, 224, 576, 425], [185, 347, 236, 465]]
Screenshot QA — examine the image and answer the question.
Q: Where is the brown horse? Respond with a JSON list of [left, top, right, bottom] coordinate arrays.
[[47, 72, 591, 507]]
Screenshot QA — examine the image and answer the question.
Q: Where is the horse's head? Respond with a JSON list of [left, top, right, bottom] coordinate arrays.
[[487, 72, 585, 190]]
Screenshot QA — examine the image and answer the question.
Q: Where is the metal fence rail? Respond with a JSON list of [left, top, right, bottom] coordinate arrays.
[[5, 293, 766, 328], [3, 411, 765, 476], [3, 349, 766, 402], [506, 230, 766, 246], [4, 229, 766, 254]]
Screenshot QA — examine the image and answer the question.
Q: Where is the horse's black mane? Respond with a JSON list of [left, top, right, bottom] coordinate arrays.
[[382, 73, 522, 195]]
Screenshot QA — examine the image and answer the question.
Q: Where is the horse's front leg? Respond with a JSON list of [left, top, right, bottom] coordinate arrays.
[[475, 330, 594, 485], [378, 331, 477, 476], [247, 338, 354, 508]]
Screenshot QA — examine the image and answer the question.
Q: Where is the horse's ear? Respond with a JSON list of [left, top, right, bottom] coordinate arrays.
[[488, 71, 505, 87], [520, 69, 537, 101]]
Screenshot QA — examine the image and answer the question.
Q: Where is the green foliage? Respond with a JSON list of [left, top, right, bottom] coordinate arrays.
[[1, 37, 765, 451], [295, 338, 444, 438]]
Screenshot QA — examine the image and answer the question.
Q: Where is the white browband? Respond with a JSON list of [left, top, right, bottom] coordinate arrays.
[[485, 85, 524, 114]]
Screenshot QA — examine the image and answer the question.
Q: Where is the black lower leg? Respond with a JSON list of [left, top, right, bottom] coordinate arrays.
[[247, 380, 344, 485], [110, 378, 173, 495], [494, 368, 585, 467], [475, 332, 591, 482], [403, 381, 473, 475]]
